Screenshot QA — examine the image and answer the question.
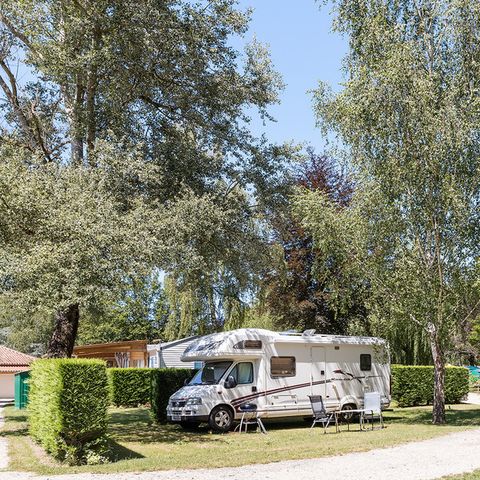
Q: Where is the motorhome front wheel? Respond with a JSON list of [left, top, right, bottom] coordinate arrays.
[[209, 405, 234, 433]]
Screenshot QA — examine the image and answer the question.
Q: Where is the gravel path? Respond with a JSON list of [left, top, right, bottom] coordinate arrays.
[[2, 428, 480, 480], [0, 408, 8, 471]]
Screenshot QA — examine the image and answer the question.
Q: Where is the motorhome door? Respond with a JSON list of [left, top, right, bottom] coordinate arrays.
[[310, 346, 327, 398], [221, 361, 263, 414]]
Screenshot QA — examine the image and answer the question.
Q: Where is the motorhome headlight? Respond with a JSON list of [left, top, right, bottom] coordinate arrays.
[[186, 397, 202, 406]]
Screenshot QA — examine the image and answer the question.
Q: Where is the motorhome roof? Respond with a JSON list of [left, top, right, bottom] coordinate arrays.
[[198, 328, 385, 345], [181, 328, 386, 362]]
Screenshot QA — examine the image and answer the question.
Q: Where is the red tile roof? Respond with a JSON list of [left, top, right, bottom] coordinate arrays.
[[0, 345, 36, 367], [0, 366, 31, 373]]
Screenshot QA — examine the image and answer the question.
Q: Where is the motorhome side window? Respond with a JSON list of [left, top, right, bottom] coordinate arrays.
[[360, 354, 372, 371], [230, 362, 254, 384], [270, 356, 296, 377]]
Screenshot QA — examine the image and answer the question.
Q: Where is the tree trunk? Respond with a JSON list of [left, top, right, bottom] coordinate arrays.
[[45, 304, 80, 358], [428, 324, 446, 424]]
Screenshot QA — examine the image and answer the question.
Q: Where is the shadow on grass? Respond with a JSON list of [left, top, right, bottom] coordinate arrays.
[[4, 414, 28, 423], [109, 409, 310, 444], [0, 426, 28, 437], [0, 412, 28, 437], [385, 407, 480, 427], [109, 410, 228, 445], [108, 439, 144, 462], [108, 405, 480, 446]]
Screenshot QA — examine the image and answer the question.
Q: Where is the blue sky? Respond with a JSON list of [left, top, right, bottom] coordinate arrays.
[[237, 0, 347, 151]]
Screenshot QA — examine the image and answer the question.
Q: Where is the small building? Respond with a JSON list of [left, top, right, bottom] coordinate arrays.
[[0, 345, 36, 399], [147, 336, 202, 369], [73, 340, 148, 368]]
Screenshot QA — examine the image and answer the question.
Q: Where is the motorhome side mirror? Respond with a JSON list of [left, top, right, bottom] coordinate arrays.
[[224, 375, 237, 389], [184, 378, 189, 386]]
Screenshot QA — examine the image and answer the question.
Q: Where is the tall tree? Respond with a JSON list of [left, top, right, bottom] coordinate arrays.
[[0, 0, 288, 355], [263, 149, 366, 334], [298, 0, 480, 424]]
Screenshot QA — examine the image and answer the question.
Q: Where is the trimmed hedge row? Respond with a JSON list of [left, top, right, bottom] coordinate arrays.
[[151, 368, 194, 422], [392, 365, 469, 407], [106, 367, 195, 419], [108, 368, 154, 407], [28, 359, 109, 465]]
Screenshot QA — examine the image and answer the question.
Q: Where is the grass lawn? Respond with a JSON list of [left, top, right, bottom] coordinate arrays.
[[3, 404, 480, 475], [443, 471, 480, 479]]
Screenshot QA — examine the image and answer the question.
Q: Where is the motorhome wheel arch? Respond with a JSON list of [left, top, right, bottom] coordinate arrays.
[[166, 328, 391, 432]]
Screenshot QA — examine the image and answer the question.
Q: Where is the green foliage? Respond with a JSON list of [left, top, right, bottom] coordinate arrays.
[[0, 147, 159, 321], [28, 358, 109, 465], [262, 150, 366, 335], [151, 369, 194, 423], [302, 0, 480, 422], [108, 368, 154, 407], [77, 273, 168, 344], [0, 0, 292, 354], [392, 365, 469, 407]]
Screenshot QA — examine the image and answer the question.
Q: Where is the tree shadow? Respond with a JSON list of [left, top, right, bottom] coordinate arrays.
[[109, 409, 315, 444], [4, 414, 28, 423], [385, 406, 480, 426], [107, 439, 144, 462], [0, 426, 28, 437], [108, 410, 228, 445]]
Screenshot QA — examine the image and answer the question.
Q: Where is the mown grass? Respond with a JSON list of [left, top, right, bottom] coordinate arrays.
[[3, 404, 480, 475], [443, 471, 480, 479]]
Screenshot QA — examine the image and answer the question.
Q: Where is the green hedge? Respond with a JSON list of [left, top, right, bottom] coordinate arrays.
[[151, 368, 194, 422], [28, 358, 109, 465], [391, 365, 470, 407], [108, 368, 154, 407]]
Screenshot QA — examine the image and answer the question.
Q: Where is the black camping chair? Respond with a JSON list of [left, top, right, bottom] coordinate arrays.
[[308, 395, 337, 433]]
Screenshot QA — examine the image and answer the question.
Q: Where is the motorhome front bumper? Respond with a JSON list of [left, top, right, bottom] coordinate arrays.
[[167, 402, 210, 423], [167, 413, 209, 423]]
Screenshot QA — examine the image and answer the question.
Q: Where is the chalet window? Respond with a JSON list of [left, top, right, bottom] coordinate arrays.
[[270, 356, 296, 377], [360, 354, 372, 371]]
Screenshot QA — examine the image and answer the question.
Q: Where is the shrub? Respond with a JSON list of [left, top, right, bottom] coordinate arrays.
[[108, 368, 154, 407], [391, 365, 469, 407], [28, 358, 109, 465], [151, 368, 194, 422]]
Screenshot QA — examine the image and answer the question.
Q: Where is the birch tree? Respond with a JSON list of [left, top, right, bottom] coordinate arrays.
[[299, 0, 480, 424]]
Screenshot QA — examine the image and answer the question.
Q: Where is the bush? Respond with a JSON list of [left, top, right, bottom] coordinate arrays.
[[108, 368, 154, 407], [151, 368, 194, 422], [391, 365, 469, 407], [28, 358, 109, 465]]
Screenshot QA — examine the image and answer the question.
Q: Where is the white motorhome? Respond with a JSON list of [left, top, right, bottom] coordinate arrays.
[[167, 328, 390, 432]]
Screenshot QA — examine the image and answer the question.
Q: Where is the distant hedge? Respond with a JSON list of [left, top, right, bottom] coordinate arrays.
[[28, 358, 109, 465], [108, 368, 154, 407], [151, 368, 194, 422], [391, 365, 469, 407]]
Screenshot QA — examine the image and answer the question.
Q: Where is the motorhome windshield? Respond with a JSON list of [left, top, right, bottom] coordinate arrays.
[[189, 361, 232, 385]]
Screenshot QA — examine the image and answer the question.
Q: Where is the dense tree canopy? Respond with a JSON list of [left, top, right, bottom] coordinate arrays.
[[0, 0, 289, 355]]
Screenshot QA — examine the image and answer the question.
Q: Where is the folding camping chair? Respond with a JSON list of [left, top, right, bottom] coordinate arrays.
[[361, 392, 384, 430], [308, 395, 337, 433]]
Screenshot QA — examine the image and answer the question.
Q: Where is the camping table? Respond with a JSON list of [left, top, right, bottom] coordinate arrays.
[[333, 409, 374, 432]]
